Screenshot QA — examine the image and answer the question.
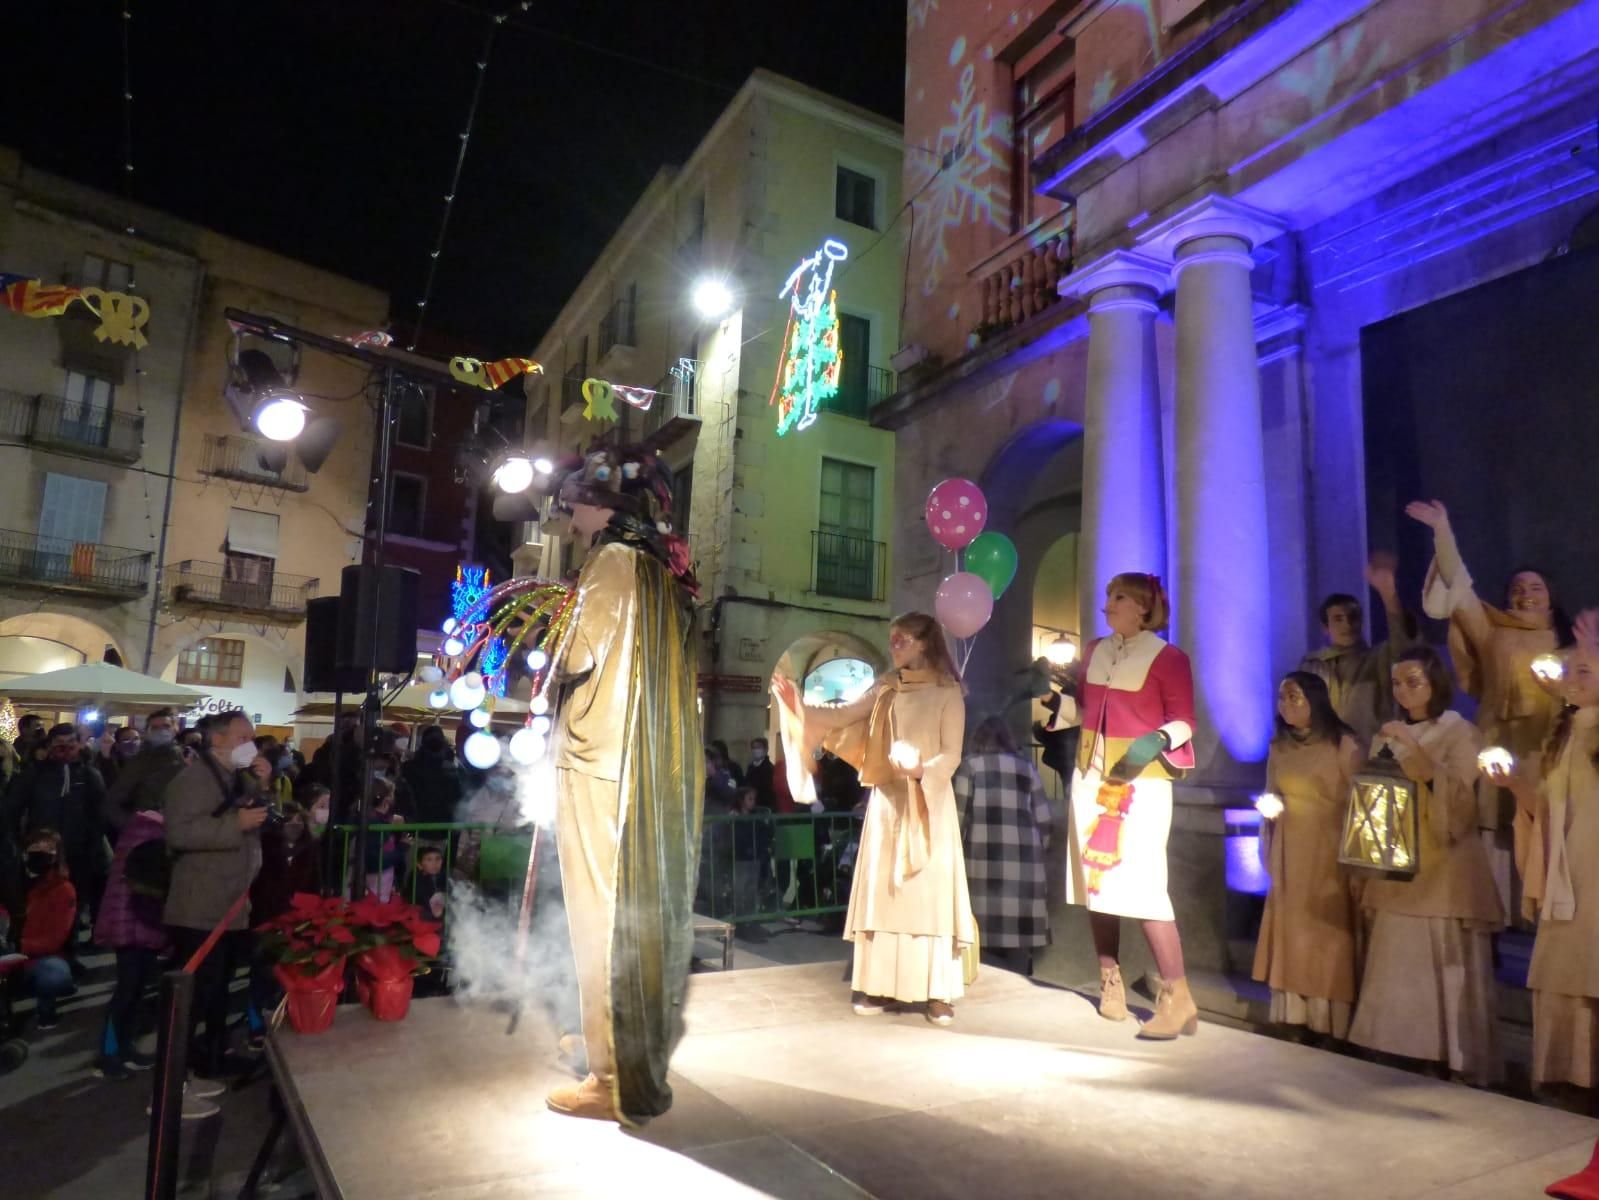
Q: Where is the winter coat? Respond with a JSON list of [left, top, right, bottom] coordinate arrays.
[[402, 753, 464, 825], [105, 744, 186, 831], [250, 824, 322, 925], [95, 811, 170, 952], [5, 760, 108, 873], [20, 870, 77, 959], [162, 757, 262, 932]]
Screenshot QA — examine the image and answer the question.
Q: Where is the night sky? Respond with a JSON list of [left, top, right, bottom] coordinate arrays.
[[0, 1, 905, 353]]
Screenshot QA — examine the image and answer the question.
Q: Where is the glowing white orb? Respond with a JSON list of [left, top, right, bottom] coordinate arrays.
[[443, 636, 465, 657], [531, 715, 551, 736], [1254, 792, 1284, 821], [1531, 653, 1565, 684], [418, 664, 443, 685], [449, 673, 486, 711], [463, 731, 502, 769], [1045, 636, 1078, 667], [441, 618, 458, 635], [532, 457, 554, 476], [531, 694, 549, 716], [468, 707, 492, 729], [691, 277, 734, 320], [1478, 746, 1515, 774], [255, 393, 307, 441], [526, 648, 549, 671], [427, 689, 449, 710], [509, 727, 547, 765]]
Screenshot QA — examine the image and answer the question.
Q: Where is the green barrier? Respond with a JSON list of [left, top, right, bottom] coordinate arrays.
[[698, 810, 863, 925]]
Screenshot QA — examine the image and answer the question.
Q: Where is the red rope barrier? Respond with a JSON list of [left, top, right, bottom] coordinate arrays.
[[181, 888, 252, 975]]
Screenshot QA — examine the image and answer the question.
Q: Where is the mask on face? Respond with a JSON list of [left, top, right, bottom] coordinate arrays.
[[25, 851, 56, 877], [394, 738, 410, 753], [751, 748, 766, 763], [229, 741, 259, 770], [146, 728, 175, 748], [114, 740, 141, 760], [277, 753, 293, 772], [311, 802, 330, 832]]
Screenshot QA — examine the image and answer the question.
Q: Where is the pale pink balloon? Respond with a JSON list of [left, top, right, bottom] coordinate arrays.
[[924, 478, 988, 550], [935, 572, 994, 638]]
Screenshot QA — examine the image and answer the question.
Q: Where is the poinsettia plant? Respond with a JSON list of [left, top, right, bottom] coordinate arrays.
[[346, 894, 442, 980], [255, 893, 361, 978]]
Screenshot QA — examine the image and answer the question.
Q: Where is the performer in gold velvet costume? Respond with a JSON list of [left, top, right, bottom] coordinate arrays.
[[542, 448, 703, 1126]]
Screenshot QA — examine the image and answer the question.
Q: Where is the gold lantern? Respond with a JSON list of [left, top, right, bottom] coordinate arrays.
[[1339, 747, 1420, 879]]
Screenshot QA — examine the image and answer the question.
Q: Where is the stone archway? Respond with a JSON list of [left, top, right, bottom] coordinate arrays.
[[0, 613, 127, 679], [772, 629, 889, 696]]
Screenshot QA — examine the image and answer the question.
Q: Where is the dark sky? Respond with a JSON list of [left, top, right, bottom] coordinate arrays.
[[0, 1, 905, 353]]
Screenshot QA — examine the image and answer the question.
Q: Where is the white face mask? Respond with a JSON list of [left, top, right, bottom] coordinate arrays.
[[229, 741, 258, 770], [395, 738, 410, 753], [751, 748, 766, 763]]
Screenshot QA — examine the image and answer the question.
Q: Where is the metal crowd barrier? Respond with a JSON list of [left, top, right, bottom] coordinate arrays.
[[697, 810, 864, 924]]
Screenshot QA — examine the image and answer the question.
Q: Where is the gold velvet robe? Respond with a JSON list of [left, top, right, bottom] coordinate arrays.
[[554, 540, 702, 1125]]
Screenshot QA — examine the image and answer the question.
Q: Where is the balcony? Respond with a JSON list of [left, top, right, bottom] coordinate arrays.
[[970, 217, 1074, 343], [200, 434, 308, 492], [826, 365, 896, 420], [558, 368, 589, 426], [169, 557, 317, 620], [641, 358, 702, 450], [0, 389, 144, 464], [596, 297, 637, 373], [812, 530, 886, 603], [0, 528, 151, 598]]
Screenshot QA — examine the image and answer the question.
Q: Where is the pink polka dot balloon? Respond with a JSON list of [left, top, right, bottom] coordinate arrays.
[[924, 477, 988, 551]]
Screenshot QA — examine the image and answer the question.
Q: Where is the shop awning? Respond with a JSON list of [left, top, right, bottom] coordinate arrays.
[[1, 662, 204, 711]]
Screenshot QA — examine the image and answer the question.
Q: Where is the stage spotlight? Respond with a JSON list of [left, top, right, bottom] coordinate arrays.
[[533, 456, 554, 476], [493, 455, 536, 494], [509, 727, 547, 765], [691, 276, 734, 320], [297, 415, 342, 474], [463, 730, 502, 769], [255, 391, 309, 441]]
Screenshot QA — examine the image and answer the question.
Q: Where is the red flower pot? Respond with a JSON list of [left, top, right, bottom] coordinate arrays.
[[356, 971, 414, 1021], [275, 962, 345, 1035]]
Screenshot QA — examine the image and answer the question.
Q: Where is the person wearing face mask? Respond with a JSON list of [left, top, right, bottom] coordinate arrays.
[[1347, 647, 1503, 1085], [745, 737, 775, 809], [1408, 500, 1570, 914], [16, 829, 78, 1030], [106, 708, 185, 833], [162, 709, 267, 1079], [3, 724, 109, 936], [95, 726, 140, 790]]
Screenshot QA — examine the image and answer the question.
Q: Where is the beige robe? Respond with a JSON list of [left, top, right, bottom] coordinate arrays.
[[1253, 735, 1363, 1028], [1349, 712, 1504, 1082], [1523, 707, 1599, 1087]]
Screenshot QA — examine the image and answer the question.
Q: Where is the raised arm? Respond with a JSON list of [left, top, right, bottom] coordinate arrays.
[[1406, 500, 1491, 648]]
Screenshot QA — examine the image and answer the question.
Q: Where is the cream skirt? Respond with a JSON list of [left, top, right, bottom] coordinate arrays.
[[851, 931, 965, 1003], [1270, 990, 1352, 1039], [1532, 989, 1599, 1088]]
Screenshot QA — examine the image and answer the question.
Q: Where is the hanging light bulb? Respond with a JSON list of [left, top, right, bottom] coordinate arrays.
[[463, 731, 502, 769], [254, 391, 309, 441], [443, 636, 465, 657], [468, 707, 492, 729], [418, 664, 444, 685], [531, 694, 549, 716], [526, 647, 549, 672], [449, 672, 486, 711], [441, 617, 458, 635], [509, 727, 547, 765], [531, 715, 552, 736], [427, 688, 449, 710]]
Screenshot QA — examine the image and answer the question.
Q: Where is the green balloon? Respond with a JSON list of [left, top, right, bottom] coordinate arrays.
[[965, 531, 1018, 598]]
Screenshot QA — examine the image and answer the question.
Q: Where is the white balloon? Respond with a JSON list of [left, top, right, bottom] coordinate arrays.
[[463, 731, 502, 769]]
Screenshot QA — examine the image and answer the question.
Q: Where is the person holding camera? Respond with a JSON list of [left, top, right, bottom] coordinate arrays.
[[163, 709, 266, 1080]]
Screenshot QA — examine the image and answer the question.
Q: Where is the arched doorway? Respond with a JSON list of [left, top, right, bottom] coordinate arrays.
[[773, 629, 889, 704], [0, 613, 127, 681]]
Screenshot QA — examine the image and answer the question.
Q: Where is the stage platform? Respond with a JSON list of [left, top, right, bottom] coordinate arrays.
[[270, 961, 1598, 1199]]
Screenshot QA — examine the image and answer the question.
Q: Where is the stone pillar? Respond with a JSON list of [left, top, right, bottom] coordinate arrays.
[[1058, 251, 1170, 641], [1137, 198, 1286, 771]]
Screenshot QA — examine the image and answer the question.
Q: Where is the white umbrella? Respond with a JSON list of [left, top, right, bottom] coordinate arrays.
[[1, 661, 204, 713]]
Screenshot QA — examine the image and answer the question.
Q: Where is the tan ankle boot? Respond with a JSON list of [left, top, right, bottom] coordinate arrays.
[[1097, 965, 1129, 1022], [546, 1072, 620, 1122], [1137, 976, 1198, 1040]]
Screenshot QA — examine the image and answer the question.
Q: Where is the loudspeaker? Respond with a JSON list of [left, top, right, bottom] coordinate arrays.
[[336, 564, 421, 676], [303, 597, 366, 693]]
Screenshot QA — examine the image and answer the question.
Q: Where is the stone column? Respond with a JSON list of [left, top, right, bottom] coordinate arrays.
[[1137, 197, 1286, 769], [1058, 251, 1171, 640]]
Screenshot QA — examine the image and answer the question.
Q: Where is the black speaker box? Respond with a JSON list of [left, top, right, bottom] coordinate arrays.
[[336, 564, 421, 677], [303, 597, 366, 693]]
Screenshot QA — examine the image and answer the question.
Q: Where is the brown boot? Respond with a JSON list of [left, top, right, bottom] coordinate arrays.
[[545, 1073, 620, 1122], [1137, 976, 1198, 1040], [1097, 965, 1129, 1022]]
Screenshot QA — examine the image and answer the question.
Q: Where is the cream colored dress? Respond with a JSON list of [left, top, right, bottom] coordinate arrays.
[[1252, 734, 1363, 1037], [1348, 712, 1505, 1083], [1523, 707, 1599, 1087]]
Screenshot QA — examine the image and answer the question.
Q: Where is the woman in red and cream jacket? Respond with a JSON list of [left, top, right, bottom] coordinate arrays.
[[1058, 572, 1198, 1040]]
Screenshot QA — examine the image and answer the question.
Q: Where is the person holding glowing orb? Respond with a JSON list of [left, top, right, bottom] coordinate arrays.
[[541, 446, 701, 1128]]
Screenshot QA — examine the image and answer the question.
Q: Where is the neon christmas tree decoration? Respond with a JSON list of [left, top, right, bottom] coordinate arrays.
[[771, 238, 848, 436]]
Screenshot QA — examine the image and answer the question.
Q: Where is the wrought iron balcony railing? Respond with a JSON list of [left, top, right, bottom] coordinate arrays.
[[169, 557, 317, 618], [0, 388, 144, 463], [812, 529, 886, 603], [827, 364, 896, 420], [0, 528, 151, 597], [200, 434, 308, 491], [643, 358, 702, 445]]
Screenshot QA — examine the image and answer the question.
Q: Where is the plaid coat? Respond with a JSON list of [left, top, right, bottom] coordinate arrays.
[[954, 751, 1052, 949]]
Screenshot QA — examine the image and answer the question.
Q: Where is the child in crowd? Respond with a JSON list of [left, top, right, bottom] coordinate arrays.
[[16, 830, 78, 1030], [92, 804, 168, 1078], [413, 844, 449, 921]]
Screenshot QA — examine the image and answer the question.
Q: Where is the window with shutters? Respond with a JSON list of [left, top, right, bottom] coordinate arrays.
[[60, 371, 115, 447], [177, 638, 245, 688], [224, 508, 278, 608], [816, 458, 878, 600], [835, 166, 878, 230], [80, 253, 133, 292], [39, 473, 107, 546]]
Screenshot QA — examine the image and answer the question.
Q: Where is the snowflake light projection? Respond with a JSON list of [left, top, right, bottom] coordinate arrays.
[[908, 0, 937, 31], [907, 62, 1011, 296], [770, 238, 848, 436]]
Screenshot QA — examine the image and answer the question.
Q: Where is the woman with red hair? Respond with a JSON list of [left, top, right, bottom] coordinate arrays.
[[1058, 573, 1199, 1039]]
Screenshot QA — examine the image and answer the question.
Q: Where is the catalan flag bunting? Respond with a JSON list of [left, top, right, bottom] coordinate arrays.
[[0, 274, 83, 317]]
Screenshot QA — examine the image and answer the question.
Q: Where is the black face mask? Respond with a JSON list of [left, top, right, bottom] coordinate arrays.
[[25, 851, 56, 876]]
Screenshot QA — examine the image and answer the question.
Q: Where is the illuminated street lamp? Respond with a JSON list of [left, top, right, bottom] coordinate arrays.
[[1046, 635, 1078, 667], [691, 276, 735, 320], [492, 454, 536, 494]]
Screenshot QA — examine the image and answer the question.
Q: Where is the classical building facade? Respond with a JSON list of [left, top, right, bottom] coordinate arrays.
[[516, 70, 905, 751], [883, 0, 1599, 979], [0, 147, 387, 735]]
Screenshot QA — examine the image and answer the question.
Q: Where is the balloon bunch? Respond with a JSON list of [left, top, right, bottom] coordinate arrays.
[[420, 576, 577, 770], [924, 477, 1019, 667]]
